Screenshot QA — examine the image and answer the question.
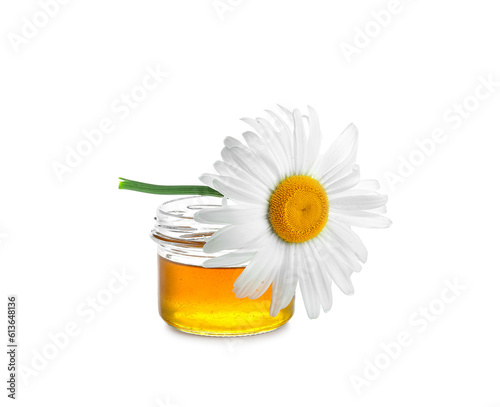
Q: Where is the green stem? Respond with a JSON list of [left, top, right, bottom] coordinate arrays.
[[118, 178, 223, 197]]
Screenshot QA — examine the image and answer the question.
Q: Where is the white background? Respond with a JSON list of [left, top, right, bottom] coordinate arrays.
[[1, 0, 500, 406]]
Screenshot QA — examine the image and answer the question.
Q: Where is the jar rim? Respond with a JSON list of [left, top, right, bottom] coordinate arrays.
[[151, 195, 224, 245]]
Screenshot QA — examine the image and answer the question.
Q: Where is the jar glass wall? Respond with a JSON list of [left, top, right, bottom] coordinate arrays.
[[151, 196, 294, 336]]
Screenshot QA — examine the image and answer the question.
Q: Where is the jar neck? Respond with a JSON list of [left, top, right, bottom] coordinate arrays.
[[152, 196, 224, 266]]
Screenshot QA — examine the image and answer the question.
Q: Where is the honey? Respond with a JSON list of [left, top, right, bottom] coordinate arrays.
[[152, 196, 295, 336], [158, 255, 294, 336]]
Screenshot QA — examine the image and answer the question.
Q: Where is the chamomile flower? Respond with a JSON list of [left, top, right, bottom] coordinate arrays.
[[194, 106, 391, 319]]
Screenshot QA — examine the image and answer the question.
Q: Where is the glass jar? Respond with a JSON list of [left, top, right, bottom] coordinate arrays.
[[151, 196, 294, 336]]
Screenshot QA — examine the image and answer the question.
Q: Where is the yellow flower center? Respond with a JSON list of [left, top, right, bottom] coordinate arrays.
[[268, 175, 329, 243]]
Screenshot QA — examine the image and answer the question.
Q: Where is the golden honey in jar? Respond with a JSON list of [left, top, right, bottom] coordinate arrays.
[[151, 196, 294, 336]]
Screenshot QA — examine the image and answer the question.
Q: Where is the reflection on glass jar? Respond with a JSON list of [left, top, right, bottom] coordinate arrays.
[[151, 196, 294, 336]]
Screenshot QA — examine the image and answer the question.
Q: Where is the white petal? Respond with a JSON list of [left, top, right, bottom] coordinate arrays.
[[242, 131, 266, 152], [326, 221, 367, 263], [194, 205, 266, 225], [247, 240, 284, 300], [331, 194, 388, 211], [221, 147, 237, 166], [325, 165, 360, 195], [331, 188, 381, 198], [317, 123, 358, 179], [212, 179, 265, 205], [318, 125, 359, 184], [265, 109, 292, 139], [356, 179, 380, 191], [203, 249, 256, 268], [303, 242, 333, 313], [370, 205, 387, 214], [303, 106, 322, 174], [315, 258, 334, 313], [298, 247, 321, 319], [233, 235, 281, 298], [321, 227, 363, 272], [319, 143, 358, 185], [265, 110, 294, 175], [333, 210, 392, 229], [316, 235, 355, 294], [265, 110, 292, 137], [203, 220, 270, 253], [214, 160, 270, 193], [255, 117, 292, 177], [292, 109, 307, 174], [241, 131, 284, 180], [241, 117, 267, 137], [270, 244, 298, 317], [222, 146, 276, 189], [329, 238, 363, 272], [224, 136, 246, 149], [199, 174, 215, 188], [213, 175, 267, 201], [277, 104, 294, 124]]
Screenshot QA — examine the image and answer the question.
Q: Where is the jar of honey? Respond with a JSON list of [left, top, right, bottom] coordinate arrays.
[[151, 196, 294, 336]]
